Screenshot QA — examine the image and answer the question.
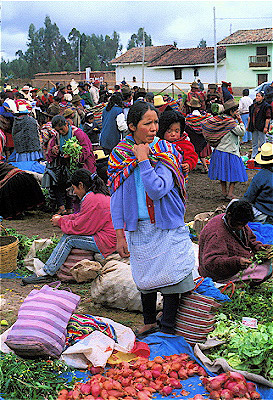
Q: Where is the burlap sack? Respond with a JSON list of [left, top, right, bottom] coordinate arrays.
[[89, 256, 163, 312], [70, 259, 101, 283], [193, 205, 226, 237]]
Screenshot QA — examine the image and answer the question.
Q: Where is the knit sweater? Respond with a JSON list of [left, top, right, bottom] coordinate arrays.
[[110, 159, 185, 231], [198, 214, 263, 282], [57, 192, 116, 257], [248, 100, 271, 132], [12, 115, 41, 153], [243, 168, 273, 216]]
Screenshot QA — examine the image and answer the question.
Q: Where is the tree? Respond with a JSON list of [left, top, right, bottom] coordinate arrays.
[[197, 38, 207, 48], [127, 28, 153, 50]]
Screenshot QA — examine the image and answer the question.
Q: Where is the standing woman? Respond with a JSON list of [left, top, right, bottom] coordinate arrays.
[[202, 99, 248, 200], [100, 93, 128, 155], [108, 101, 195, 336], [45, 115, 96, 215]]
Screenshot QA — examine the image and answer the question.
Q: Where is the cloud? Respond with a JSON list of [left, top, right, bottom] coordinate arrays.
[[1, 0, 272, 60]]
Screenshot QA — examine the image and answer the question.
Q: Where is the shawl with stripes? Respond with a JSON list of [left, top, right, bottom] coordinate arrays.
[[201, 114, 237, 147], [107, 134, 186, 202], [185, 113, 210, 134]]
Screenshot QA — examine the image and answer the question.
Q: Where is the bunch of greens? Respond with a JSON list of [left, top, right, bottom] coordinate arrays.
[[62, 136, 82, 172], [0, 352, 74, 399], [208, 315, 273, 381], [219, 281, 273, 324], [36, 236, 60, 263]]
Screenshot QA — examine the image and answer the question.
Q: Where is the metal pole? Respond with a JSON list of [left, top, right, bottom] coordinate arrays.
[[142, 28, 145, 88], [78, 37, 81, 72], [213, 7, 218, 84]]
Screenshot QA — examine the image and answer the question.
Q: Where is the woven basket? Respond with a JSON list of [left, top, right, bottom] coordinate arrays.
[[0, 225, 19, 273]]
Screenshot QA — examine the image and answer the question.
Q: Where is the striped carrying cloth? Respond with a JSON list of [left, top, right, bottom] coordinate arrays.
[[107, 134, 186, 202], [201, 114, 237, 147], [65, 314, 117, 347], [185, 113, 210, 134]]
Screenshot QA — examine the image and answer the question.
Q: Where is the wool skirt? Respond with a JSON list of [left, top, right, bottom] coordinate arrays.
[[0, 171, 45, 219], [208, 149, 248, 183], [126, 220, 195, 293]]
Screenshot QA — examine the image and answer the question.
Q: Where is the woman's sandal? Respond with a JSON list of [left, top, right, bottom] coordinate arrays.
[[134, 325, 159, 339]]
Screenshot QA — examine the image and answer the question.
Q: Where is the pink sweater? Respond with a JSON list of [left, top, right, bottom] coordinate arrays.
[[57, 192, 116, 257]]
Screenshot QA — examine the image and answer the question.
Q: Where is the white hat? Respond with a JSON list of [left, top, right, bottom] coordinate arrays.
[[3, 99, 17, 114], [21, 85, 30, 91], [16, 103, 30, 114], [255, 143, 273, 165]]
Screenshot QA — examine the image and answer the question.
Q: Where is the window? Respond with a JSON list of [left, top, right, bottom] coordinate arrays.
[[174, 68, 182, 80], [257, 74, 268, 86], [256, 47, 267, 55]]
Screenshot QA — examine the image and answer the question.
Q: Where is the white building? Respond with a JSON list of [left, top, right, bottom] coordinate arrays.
[[111, 45, 226, 93]]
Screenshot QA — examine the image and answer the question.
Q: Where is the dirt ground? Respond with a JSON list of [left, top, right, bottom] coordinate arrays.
[[0, 151, 257, 335]]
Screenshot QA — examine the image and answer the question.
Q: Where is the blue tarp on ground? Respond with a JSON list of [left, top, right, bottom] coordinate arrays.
[[248, 222, 273, 245], [61, 332, 273, 399], [9, 161, 45, 174]]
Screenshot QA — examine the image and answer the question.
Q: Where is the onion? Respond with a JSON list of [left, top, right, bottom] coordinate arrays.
[[151, 369, 161, 379], [124, 386, 137, 396], [193, 395, 207, 400], [168, 378, 182, 389], [91, 382, 101, 398], [209, 377, 224, 391], [135, 383, 144, 391], [209, 390, 221, 400], [169, 370, 178, 379], [250, 391, 261, 400], [151, 363, 163, 372], [227, 371, 247, 383], [154, 356, 164, 364], [79, 382, 92, 395], [246, 382, 257, 393], [220, 388, 234, 400], [137, 391, 151, 400], [161, 385, 173, 396], [170, 362, 181, 371], [178, 368, 189, 380]]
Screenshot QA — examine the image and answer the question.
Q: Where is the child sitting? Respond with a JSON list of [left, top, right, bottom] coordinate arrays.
[[83, 112, 100, 145], [158, 109, 198, 180]]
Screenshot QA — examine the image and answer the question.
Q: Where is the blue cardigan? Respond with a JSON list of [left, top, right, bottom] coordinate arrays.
[[243, 168, 273, 216], [110, 159, 186, 231], [100, 105, 123, 151]]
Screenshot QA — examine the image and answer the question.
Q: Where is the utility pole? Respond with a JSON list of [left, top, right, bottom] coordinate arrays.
[[141, 28, 145, 88], [230, 24, 232, 34], [213, 7, 218, 84], [78, 36, 81, 72]]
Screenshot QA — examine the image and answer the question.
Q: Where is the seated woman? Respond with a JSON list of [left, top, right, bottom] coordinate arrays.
[[22, 169, 117, 285], [198, 199, 272, 286], [243, 143, 273, 225]]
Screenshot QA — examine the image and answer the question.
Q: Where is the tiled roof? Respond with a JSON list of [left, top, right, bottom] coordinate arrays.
[[218, 28, 273, 45], [111, 45, 175, 64], [148, 46, 226, 67]]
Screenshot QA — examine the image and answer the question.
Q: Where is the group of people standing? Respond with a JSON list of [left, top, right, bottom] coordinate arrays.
[[1, 79, 273, 339]]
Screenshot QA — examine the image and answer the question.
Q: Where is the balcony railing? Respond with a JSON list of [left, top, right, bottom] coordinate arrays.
[[249, 55, 271, 68]]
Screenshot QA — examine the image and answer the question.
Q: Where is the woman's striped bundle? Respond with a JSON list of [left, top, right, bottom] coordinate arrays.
[[201, 114, 237, 146], [185, 113, 210, 134], [107, 134, 186, 202]]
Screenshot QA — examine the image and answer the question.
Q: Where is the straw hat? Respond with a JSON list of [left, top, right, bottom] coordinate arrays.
[[190, 82, 199, 89], [71, 94, 82, 103], [63, 108, 75, 118], [223, 99, 238, 112], [154, 95, 167, 107], [255, 143, 273, 165], [186, 97, 201, 108]]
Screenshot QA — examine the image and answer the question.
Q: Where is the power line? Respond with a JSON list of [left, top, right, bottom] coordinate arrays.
[[216, 17, 272, 20]]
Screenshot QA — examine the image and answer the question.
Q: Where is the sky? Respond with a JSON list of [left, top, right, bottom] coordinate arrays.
[[1, 0, 272, 61]]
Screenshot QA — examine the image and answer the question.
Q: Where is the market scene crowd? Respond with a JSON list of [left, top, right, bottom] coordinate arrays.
[[0, 77, 273, 338]]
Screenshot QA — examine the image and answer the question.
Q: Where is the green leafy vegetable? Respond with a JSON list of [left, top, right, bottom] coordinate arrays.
[[0, 352, 75, 399], [62, 136, 82, 172]]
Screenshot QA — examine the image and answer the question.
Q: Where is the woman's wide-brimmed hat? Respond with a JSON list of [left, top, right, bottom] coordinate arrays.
[[255, 143, 273, 165], [223, 99, 238, 112], [154, 95, 167, 107], [190, 82, 199, 89], [186, 97, 201, 108], [63, 108, 75, 118], [71, 94, 82, 103]]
